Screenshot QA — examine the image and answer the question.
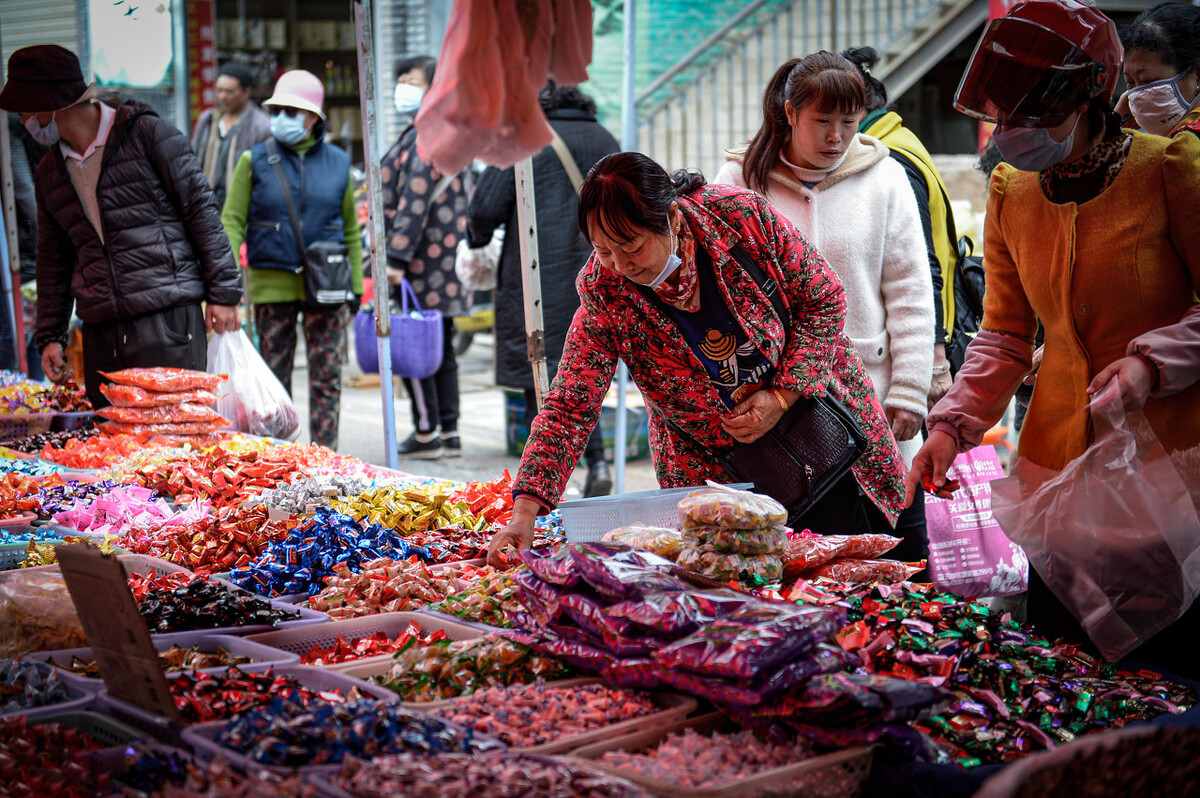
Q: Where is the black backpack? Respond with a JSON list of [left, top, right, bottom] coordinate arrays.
[[947, 236, 986, 374]]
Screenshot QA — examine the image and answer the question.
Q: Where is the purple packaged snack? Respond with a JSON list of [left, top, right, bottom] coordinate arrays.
[[559, 592, 632, 638], [605, 590, 751, 638], [740, 671, 952, 727], [530, 636, 617, 672], [601, 659, 664, 689], [656, 643, 859, 707], [568, 545, 685, 600], [519, 547, 582, 587], [598, 627, 660, 658], [511, 569, 570, 625], [654, 602, 844, 679]]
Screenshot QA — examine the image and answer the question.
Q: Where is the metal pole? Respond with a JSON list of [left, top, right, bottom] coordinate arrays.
[[354, 0, 399, 469], [515, 158, 550, 406], [615, 0, 638, 495], [0, 35, 29, 376]]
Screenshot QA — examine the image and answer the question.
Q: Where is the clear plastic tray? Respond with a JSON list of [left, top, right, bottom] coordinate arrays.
[[412, 607, 503, 634], [558, 483, 753, 542], [569, 712, 875, 798], [0, 669, 96, 720], [245, 611, 483, 673], [31, 631, 300, 686], [102, 664, 397, 743], [182, 695, 492, 777], [430, 677, 698, 754]]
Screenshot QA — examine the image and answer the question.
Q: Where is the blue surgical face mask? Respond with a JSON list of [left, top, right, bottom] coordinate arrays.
[[992, 122, 1075, 172], [24, 112, 59, 147], [647, 220, 682, 288], [271, 113, 310, 145], [394, 83, 425, 115]]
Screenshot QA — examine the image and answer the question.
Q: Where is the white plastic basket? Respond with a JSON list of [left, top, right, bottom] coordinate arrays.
[[244, 611, 483, 672], [558, 483, 752, 542]]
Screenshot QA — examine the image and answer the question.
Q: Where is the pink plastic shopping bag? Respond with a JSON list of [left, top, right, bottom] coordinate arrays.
[[991, 381, 1200, 661], [925, 445, 1029, 598]]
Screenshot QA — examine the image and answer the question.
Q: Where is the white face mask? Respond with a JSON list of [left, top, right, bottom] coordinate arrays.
[[646, 221, 682, 288], [1129, 70, 1198, 136], [394, 83, 425, 115], [24, 112, 59, 147]]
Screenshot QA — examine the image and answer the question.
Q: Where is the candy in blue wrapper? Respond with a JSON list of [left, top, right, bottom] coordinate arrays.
[[0, 658, 70, 713], [229, 506, 430, 597], [216, 697, 504, 766]]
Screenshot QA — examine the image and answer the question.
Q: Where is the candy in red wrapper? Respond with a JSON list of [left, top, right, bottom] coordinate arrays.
[[99, 368, 227, 393]]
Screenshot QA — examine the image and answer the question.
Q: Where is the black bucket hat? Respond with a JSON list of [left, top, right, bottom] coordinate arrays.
[[0, 44, 95, 113]]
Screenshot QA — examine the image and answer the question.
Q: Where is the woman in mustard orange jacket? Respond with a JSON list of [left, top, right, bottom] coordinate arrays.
[[907, 0, 1200, 676]]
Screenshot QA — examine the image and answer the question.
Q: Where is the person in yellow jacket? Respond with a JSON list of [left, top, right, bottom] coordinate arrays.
[[842, 46, 961, 410]]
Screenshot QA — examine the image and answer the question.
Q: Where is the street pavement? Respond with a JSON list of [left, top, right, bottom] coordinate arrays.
[[287, 326, 661, 498]]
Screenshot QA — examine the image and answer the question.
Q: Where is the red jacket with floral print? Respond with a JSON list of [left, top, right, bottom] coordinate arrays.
[[513, 184, 907, 525]]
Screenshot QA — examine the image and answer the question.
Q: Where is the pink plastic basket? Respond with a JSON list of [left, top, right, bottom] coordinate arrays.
[[245, 611, 483, 673], [430, 678, 697, 755], [31, 631, 300, 687], [0, 511, 38, 527], [101, 665, 396, 743], [569, 713, 875, 798], [0, 668, 96, 721]]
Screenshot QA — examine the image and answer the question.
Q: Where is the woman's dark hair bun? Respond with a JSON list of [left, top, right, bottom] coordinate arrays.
[[840, 45, 880, 71]]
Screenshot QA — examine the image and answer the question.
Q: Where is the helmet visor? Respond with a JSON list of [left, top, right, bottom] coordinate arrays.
[[955, 17, 1098, 127]]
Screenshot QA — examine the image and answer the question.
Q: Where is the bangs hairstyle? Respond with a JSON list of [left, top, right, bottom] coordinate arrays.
[[742, 51, 866, 194], [577, 152, 706, 244]]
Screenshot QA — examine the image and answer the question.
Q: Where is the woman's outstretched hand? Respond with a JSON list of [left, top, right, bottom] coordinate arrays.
[[904, 429, 959, 507], [487, 497, 540, 568]]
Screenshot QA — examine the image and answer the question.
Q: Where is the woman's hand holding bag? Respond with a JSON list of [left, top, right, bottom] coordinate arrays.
[[991, 380, 1200, 661]]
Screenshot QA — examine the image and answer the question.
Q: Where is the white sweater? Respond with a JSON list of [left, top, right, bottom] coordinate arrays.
[[715, 134, 934, 464]]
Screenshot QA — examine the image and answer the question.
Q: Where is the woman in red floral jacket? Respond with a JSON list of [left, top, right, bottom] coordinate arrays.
[[486, 153, 907, 565]]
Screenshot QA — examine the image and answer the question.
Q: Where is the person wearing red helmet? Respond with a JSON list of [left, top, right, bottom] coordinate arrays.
[[906, 0, 1200, 676]]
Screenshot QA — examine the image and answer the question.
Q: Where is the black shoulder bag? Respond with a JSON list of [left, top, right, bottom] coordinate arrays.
[[265, 139, 354, 307], [643, 244, 868, 525]]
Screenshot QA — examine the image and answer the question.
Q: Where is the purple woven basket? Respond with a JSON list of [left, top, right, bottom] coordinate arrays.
[[391, 280, 444, 379]]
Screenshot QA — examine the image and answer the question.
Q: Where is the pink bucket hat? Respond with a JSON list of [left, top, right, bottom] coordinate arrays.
[[263, 69, 326, 119]]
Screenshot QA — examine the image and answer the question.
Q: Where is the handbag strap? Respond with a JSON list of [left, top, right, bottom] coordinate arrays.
[[548, 130, 585, 195], [398, 277, 424, 315], [265, 139, 306, 269]]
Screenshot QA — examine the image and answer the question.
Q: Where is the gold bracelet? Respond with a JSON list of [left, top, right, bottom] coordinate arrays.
[[769, 388, 790, 413]]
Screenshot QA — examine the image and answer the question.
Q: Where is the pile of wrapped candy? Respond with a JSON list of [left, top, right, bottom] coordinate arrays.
[[368, 634, 569, 701]]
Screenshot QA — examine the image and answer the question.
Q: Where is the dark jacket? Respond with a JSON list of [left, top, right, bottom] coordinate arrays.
[[467, 107, 620, 389], [7, 112, 46, 284], [245, 138, 349, 272], [190, 101, 272, 208], [33, 100, 242, 352]]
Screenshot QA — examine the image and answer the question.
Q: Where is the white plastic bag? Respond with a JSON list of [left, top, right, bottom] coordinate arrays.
[[454, 227, 502, 291], [991, 381, 1200, 661], [206, 331, 301, 441]]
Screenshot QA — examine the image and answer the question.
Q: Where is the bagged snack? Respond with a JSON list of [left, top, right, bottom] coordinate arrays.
[[0, 570, 87, 659], [96, 403, 227, 425], [677, 485, 787, 530], [510, 568, 570, 625], [568, 545, 683, 600], [99, 368, 227, 393], [601, 525, 684, 560], [675, 547, 783, 583], [783, 532, 902, 577], [99, 383, 220, 407], [682, 525, 788, 556], [743, 671, 951, 727], [601, 659, 663, 689], [654, 602, 844, 680], [519, 546, 583, 587], [605, 590, 751, 638], [655, 643, 858, 708], [807, 558, 924, 584], [559, 591, 632, 638], [99, 419, 230, 436]]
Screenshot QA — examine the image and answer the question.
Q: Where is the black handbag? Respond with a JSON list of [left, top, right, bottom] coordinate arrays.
[[265, 140, 354, 308], [646, 244, 868, 524]]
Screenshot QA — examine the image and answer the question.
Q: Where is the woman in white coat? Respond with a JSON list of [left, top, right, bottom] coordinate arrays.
[[715, 50, 933, 560]]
